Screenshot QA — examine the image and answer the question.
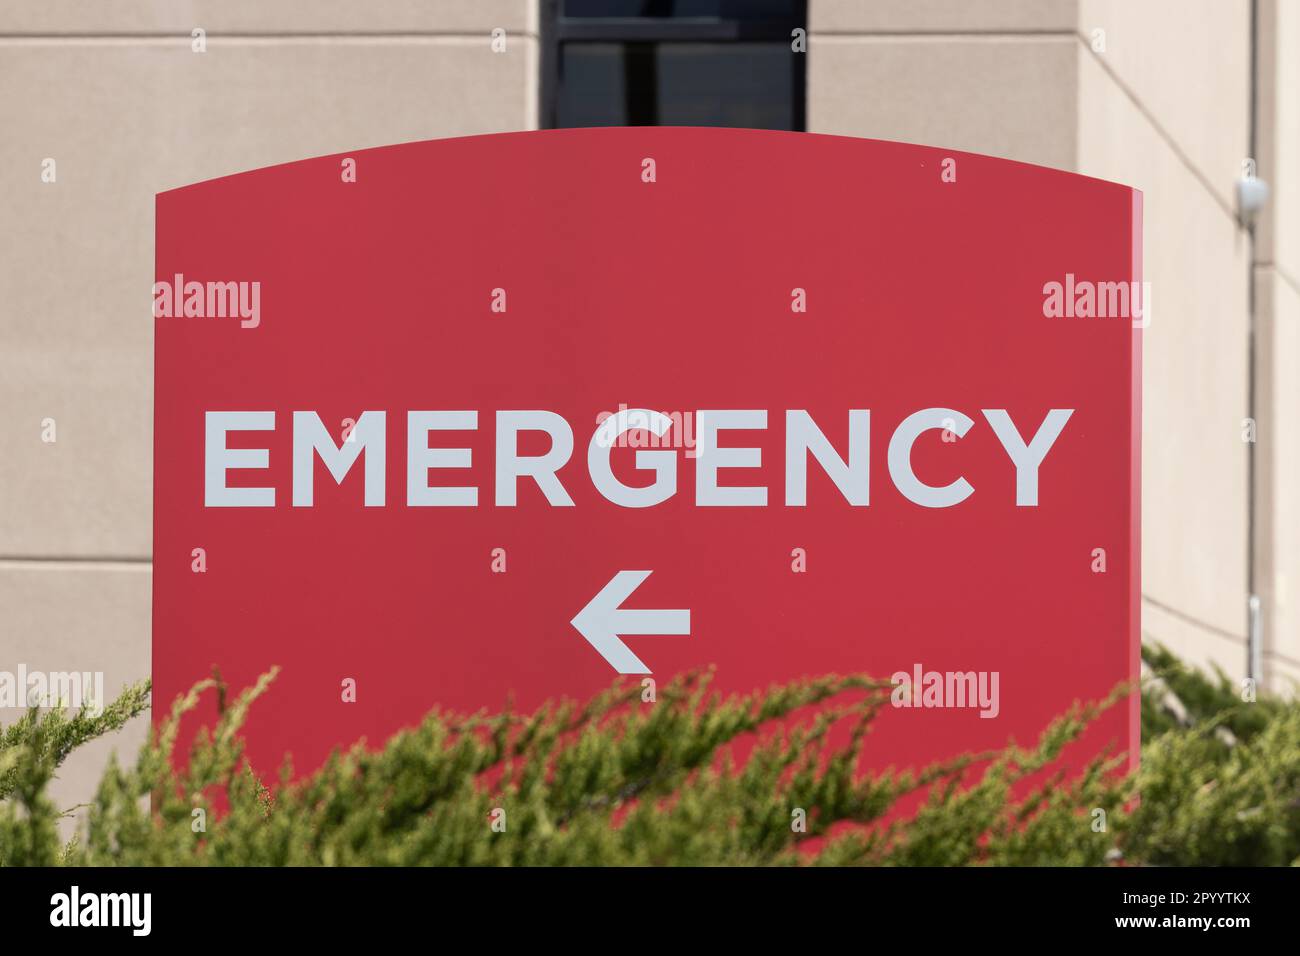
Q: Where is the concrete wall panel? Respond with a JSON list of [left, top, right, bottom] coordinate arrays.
[[809, 35, 1077, 170], [0, 36, 537, 559]]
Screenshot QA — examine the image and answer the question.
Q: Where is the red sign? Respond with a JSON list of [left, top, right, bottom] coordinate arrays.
[[154, 128, 1141, 777]]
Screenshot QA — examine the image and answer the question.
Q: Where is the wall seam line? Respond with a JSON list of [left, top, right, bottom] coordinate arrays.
[[1075, 32, 1238, 225], [1264, 649, 1300, 669], [808, 30, 1076, 38], [0, 557, 150, 567], [1142, 593, 1246, 643], [0, 32, 541, 41], [1272, 263, 1300, 299]]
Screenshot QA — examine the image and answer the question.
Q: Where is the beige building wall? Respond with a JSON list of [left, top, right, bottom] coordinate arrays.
[[811, 0, 1298, 694], [1075, 1, 1253, 681], [0, 1, 538, 821], [1255, 0, 1300, 690], [2, 0, 1297, 823]]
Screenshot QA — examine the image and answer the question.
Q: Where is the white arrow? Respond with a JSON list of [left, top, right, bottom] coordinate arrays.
[[570, 570, 690, 674]]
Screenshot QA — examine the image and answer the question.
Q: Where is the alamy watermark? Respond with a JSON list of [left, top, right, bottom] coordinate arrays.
[[1042, 274, 1150, 328], [891, 663, 1000, 719], [0, 665, 105, 717], [50, 886, 151, 936], [595, 405, 698, 456], [153, 273, 261, 328]]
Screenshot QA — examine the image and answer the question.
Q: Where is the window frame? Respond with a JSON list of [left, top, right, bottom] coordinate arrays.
[[539, 0, 807, 131]]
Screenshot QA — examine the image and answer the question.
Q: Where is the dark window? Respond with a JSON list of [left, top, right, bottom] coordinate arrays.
[[541, 0, 807, 130]]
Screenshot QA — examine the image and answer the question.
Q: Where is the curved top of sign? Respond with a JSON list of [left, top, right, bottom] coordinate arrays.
[[157, 127, 1141, 200]]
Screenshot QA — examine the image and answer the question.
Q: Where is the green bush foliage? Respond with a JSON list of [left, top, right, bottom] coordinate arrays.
[[0, 646, 1295, 866]]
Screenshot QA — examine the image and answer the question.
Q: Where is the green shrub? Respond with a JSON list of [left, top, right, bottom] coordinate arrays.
[[0, 647, 1295, 866]]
